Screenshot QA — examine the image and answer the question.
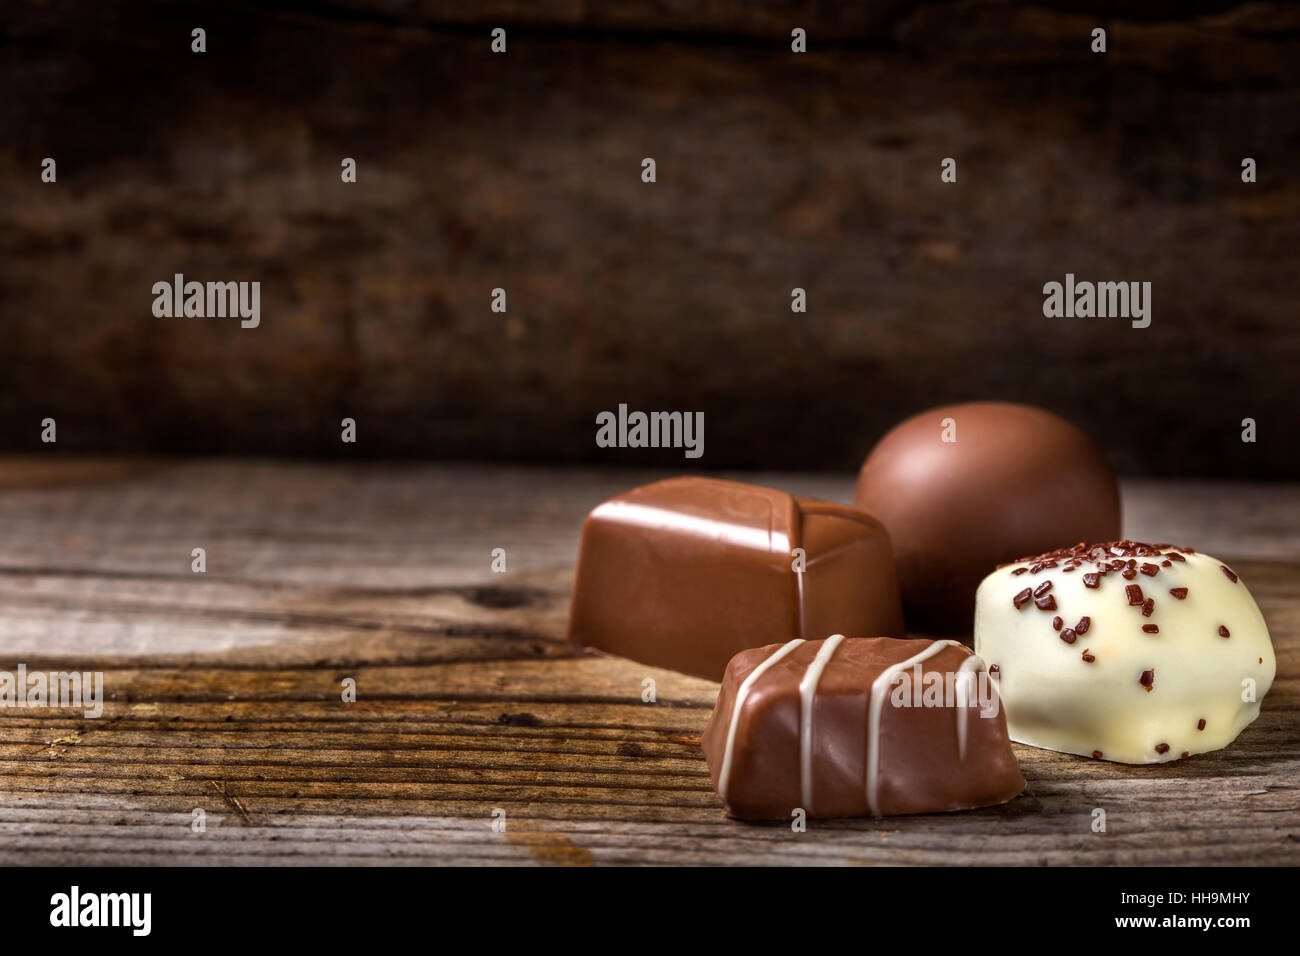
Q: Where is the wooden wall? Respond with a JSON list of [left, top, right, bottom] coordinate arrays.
[[3, 1, 1298, 476]]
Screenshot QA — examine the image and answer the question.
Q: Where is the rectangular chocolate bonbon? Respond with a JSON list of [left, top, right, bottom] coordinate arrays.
[[701, 636, 1025, 819], [567, 477, 904, 681]]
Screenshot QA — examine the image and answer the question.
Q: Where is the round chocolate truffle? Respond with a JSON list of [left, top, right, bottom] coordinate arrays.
[[854, 402, 1120, 637]]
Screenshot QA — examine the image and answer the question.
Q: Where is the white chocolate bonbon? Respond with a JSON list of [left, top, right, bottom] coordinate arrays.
[[974, 542, 1274, 763]]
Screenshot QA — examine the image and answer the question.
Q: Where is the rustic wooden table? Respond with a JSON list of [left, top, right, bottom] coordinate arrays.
[[0, 457, 1295, 865]]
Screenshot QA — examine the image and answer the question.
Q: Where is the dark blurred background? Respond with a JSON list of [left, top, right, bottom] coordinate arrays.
[[3, 1, 1298, 476]]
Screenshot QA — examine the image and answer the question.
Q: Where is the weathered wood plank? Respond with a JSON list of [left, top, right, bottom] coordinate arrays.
[[0, 654, 1295, 864], [0, 459, 1294, 663]]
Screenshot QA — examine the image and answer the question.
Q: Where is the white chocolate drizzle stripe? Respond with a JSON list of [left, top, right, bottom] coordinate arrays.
[[866, 639, 962, 815], [955, 654, 984, 760], [718, 639, 805, 802], [795, 561, 806, 640], [798, 634, 846, 813]]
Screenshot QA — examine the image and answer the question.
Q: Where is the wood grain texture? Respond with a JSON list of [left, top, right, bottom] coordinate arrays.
[[3, 2, 1299, 476], [0, 458, 1295, 865]]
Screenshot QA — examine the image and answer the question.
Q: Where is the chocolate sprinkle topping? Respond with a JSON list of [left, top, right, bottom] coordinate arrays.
[[1081, 649, 1095, 662], [1083, 573, 1100, 589], [1121, 567, 1137, 580], [1142, 624, 1159, 634], [1197, 718, 1206, 731], [1140, 563, 1159, 576], [1219, 625, 1231, 638], [1012, 567, 1027, 576], [1139, 668, 1154, 690], [1060, 627, 1077, 644], [1180, 751, 1190, 759], [1035, 594, 1057, 611], [1155, 743, 1170, 754], [1220, 565, 1238, 583], [1125, 584, 1144, 606], [1013, 588, 1032, 609], [1075, 616, 1091, 634], [1169, 587, 1188, 600], [989, 664, 1000, 675], [1091, 750, 1103, 759], [1033, 581, 1053, 597], [1012, 541, 1193, 566], [1052, 616, 1062, 631], [1142, 598, 1155, 617]]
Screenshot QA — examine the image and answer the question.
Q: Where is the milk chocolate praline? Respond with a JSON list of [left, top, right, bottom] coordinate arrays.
[[702, 636, 1025, 819], [568, 477, 904, 681], [854, 402, 1120, 638]]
